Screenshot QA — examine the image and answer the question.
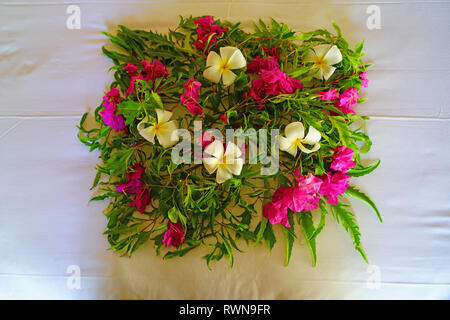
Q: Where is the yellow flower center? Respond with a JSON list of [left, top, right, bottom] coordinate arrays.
[[293, 138, 304, 148], [219, 59, 231, 71]]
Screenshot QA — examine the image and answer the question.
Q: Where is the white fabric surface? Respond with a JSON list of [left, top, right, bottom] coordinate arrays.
[[0, 0, 449, 299]]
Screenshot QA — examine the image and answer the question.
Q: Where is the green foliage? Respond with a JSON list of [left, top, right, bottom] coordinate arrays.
[[78, 16, 380, 268]]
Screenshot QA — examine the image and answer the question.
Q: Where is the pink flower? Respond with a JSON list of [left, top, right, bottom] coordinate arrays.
[[317, 88, 339, 101], [263, 46, 281, 61], [193, 16, 223, 52], [125, 60, 168, 97], [129, 188, 151, 213], [359, 72, 369, 88], [263, 201, 290, 228], [330, 146, 357, 173], [335, 87, 358, 114], [116, 163, 145, 193], [180, 78, 203, 115], [246, 56, 279, 74], [116, 164, 151, 213], [162, 222, 185, 247], [139, 60, 169, 82], [220, 114, 228, 124], [100, 87, 127, 132], [124, 62, 139, 77], [319, 172, 350, 205], [263, 174, 322, 227], [250, 68, 303, 101]]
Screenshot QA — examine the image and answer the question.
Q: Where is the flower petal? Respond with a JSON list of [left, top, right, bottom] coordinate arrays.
[[203, 65, 222, 83], [312, 44, 333, 59], [224, 142, 242, 159], [221, 69, 237, 86], [302, 126, 321, 145], [298, 142, 320, 154], [156, 109, 172, 124], [203, 157, 219, 174], [303, 48, 317, 63], [321, 65, 336, 81], [219, 47, 239, 63], [156, 120, 179, 148], [324, 45, 342, 66], [137, 119, 156, 144], [227, 48, 246, 69], [285, 122, 305, 140], [204, 140, 224, 159], [280, 136, 298, 157], [216, 166, 233, 184], [225, 158, 244, 176], [206, 50, 221, 67]]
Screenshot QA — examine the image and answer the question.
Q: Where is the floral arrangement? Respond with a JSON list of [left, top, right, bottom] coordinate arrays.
[[78, 16, 381, 267]]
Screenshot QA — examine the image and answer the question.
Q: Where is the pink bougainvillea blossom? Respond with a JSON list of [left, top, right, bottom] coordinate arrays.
[[250, 68, 303, 102], [125, 60, 169, 97], [263, 174, 323, 227], [193, 16, 224, 52], [246, 56, 279, 74], [335, 87, 358, 114], [330, 146, 357, 173], [162, 222, 185, 247], [124, 62, 139, 77], [317, 88, 339, 101], [116, 163, 150, 213], [319, 172, 350, 205], [129, 188, 151, 213], [359, 72, 369, 88], [263, 46, 281, 61], [100, 87, 127, 132], [219, 113, 228, 124], [180, 78, 203, 115]]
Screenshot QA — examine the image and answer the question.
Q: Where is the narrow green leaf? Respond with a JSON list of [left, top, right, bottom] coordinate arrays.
[[300, 212, 317, 267], [347, 160, 380, 177], [346, 185, 382, 222]]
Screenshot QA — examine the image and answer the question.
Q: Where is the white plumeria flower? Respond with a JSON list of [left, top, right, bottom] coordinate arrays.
[[279, 122, 321, 156], [137, 109, 179, 148], [304, 44, 342, 80], [203, 46, 246, 86], [203, 141, 244, 184]]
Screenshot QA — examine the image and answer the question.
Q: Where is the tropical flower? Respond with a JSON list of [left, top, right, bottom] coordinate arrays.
[[319, 172, 350, 205], [116, 163, 150, 214], [263, 174, 323, 227], [203, 141, 244, 184], [359, 72, 369, 88], [304, 44, 342, 80], [193, 16, 224, 52], [203, 46, 246, 86], [279, 122, 321, 156], [180, 78, 203, 115], [137, 109, 179, 148], [335, 86, 358, 114], [330, 146, 357, 173], [317, 88, 339, 101], [162, 222, 185, 247], [100, 87, 127, 132]]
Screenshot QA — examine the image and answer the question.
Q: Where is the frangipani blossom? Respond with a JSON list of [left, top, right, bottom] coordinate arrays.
[[203, 46, 246, 86], [137, 109, 179, 148], [279, 122, 321, 156], [203, 141, 244, 184], [304, 44, 342, 80]]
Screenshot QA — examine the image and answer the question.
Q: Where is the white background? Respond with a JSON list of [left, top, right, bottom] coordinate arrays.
[[0, 0, 449, 299]]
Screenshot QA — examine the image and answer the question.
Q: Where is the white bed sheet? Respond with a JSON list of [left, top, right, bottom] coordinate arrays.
[[0, 0, 449, 299]]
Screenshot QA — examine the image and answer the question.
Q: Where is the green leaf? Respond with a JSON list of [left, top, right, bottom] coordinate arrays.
[[332, 203, 368, 263], [168, 206, 179, 223], [347, 160, 380, 177], [263, 223, 276, 251], [282, 225, 295, 266], [300, 212, 317, 267], [346, 185, 382, 223]]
